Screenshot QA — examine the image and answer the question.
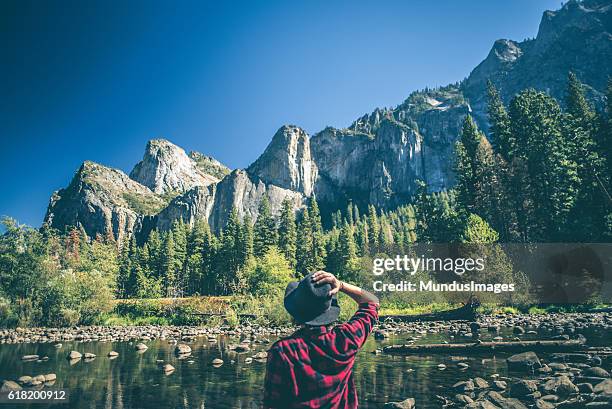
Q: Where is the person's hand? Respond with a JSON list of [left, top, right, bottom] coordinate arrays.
[[312, 271, 343, 296]]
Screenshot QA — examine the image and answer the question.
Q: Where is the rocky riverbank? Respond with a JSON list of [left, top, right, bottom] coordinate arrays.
[[1, 312, 611, 408], [1, 311, 610, 345], [0, 323, 296, 345]]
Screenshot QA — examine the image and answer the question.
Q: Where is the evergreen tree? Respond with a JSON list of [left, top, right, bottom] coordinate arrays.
[[563, 73, 607, 240], [308, 199, 326, 271], [366, 205, 379, 252], [338, 222, 357, 273], [486, 81, 512, 158], [242, 214, 254, 265], [253, 196, 277, 257], [277, 199, 297, 267], [161, 231, 176, 296], [509, 89, 579, 241], [296, 208, 312, 275], [170, 220, 188, 295]]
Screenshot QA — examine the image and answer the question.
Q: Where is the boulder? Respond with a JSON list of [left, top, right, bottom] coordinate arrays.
[[0, 380, 21, 391], [510, 379, 538, 397], [383, 398, 415, 409], [175, 344, 192, 355], [593, 379, 612, 397], [507, 352, 541, 371], [67, 351, 82, 360], [541, 376, 579, 397]]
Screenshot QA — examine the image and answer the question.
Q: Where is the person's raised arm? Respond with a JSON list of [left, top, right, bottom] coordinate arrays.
[[312, 271, 379, 306]]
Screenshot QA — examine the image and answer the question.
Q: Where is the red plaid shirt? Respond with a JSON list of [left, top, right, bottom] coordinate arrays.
[[263, 302, 378, 409]]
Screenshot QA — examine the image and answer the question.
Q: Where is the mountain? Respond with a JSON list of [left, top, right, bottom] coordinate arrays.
[[130, 139, 226, 194], [43, 0, 612, 242], [45, 161, 166, 243]]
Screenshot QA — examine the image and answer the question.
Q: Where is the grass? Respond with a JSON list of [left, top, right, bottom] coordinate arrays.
[[103, 296, 611, 327]]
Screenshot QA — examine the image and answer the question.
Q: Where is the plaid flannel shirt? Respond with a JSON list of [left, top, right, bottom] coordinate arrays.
[[263, 302, 378, 408]]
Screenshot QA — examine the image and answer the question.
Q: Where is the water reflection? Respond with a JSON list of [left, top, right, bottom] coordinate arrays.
[[0, 326, 607, 408]]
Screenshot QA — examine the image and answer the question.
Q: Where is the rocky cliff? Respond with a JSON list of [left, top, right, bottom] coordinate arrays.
[[45, 161, 166, 243], [43, 0, 612, 242], [130, 139, 224, 195]]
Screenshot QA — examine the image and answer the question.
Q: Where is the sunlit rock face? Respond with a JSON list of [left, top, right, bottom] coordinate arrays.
[[44, 161, 164, 242], [44, 0, 612, 240], [130, 139, 221, 195], [247, 125, 317, 197]]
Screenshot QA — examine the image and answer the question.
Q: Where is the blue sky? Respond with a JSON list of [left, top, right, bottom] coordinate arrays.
[[1, 0, 560, 227]]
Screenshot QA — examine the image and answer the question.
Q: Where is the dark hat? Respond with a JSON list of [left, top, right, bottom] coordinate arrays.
[[283, 272, 341, 326]]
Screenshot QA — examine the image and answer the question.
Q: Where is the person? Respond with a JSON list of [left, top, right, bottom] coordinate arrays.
[[263, 270, 380, 409]]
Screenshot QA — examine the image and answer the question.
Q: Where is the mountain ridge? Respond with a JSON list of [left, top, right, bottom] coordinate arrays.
[[44, 0, 612, 242]]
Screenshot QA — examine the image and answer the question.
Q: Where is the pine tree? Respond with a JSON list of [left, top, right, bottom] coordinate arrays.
[[308, 199, 326, 271], [253, 196, 277, 257], [486, 81, 512, 158], [454, 115, 494, 218], [296, 208, 312, 275], [355, 221, 369, 256], [563, 73, 607, 240], [337, 221, 357, 277], [161, 231, 176, 296], [171, 220, 188, 295], [242, 214, 254, 265], [509, 89, 579, 241], [277, 199, 297, 267], [366, 205, 379, 252]]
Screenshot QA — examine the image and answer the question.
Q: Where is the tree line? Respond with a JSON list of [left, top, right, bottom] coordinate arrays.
[[0, 73, 609, 325]]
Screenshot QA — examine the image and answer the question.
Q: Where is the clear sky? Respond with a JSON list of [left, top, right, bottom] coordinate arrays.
[[1, 0, 561, 227]]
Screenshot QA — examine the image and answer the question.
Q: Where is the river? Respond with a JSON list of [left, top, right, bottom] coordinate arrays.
[[0, 321, 610, 408]]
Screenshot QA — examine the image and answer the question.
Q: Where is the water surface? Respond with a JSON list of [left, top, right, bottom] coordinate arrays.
[[1, 325, 608, 408]]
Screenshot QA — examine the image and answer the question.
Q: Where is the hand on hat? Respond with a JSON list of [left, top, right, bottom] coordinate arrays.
[[312, 271, 343, 296]]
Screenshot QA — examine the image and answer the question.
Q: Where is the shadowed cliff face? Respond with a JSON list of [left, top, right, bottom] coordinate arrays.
[[43, 0, 612, 242], [44, 161, 165, 243]]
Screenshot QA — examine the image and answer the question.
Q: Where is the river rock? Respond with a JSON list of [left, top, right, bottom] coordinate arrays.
[[456, 394, 474, 404], [67, 351, 82, 360], [17, 376, 32, 384], [584, 367, 610, 378], [21, 354, 39, 361], [32, 375, 46, 383], [465, 399, 499, 409], [510, 379, 539, 396], [234, 344, 250, 353], [383, 398, 415, 409], [44, 374, 56, 382], [541, 375, 578, 397], [1, 380, 22, 391], [474, 377, 490, 389], [212, 358, 224, 366], [135, 343, 148, 351], [83, 353, 96, 359], [507, 351, 541, 371], [487, 390, 528, 409], [593, 379, 612, 397], [108, 351, 119, 357], [175, 344, 192, 355], [535, 399, 555, 409], [453, 380, 475, 392], [577, 383, 594, 393], [162, 364, 175, 373]]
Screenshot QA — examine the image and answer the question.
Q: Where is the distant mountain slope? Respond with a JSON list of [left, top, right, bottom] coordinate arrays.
[[44, 0, 612, 242]]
